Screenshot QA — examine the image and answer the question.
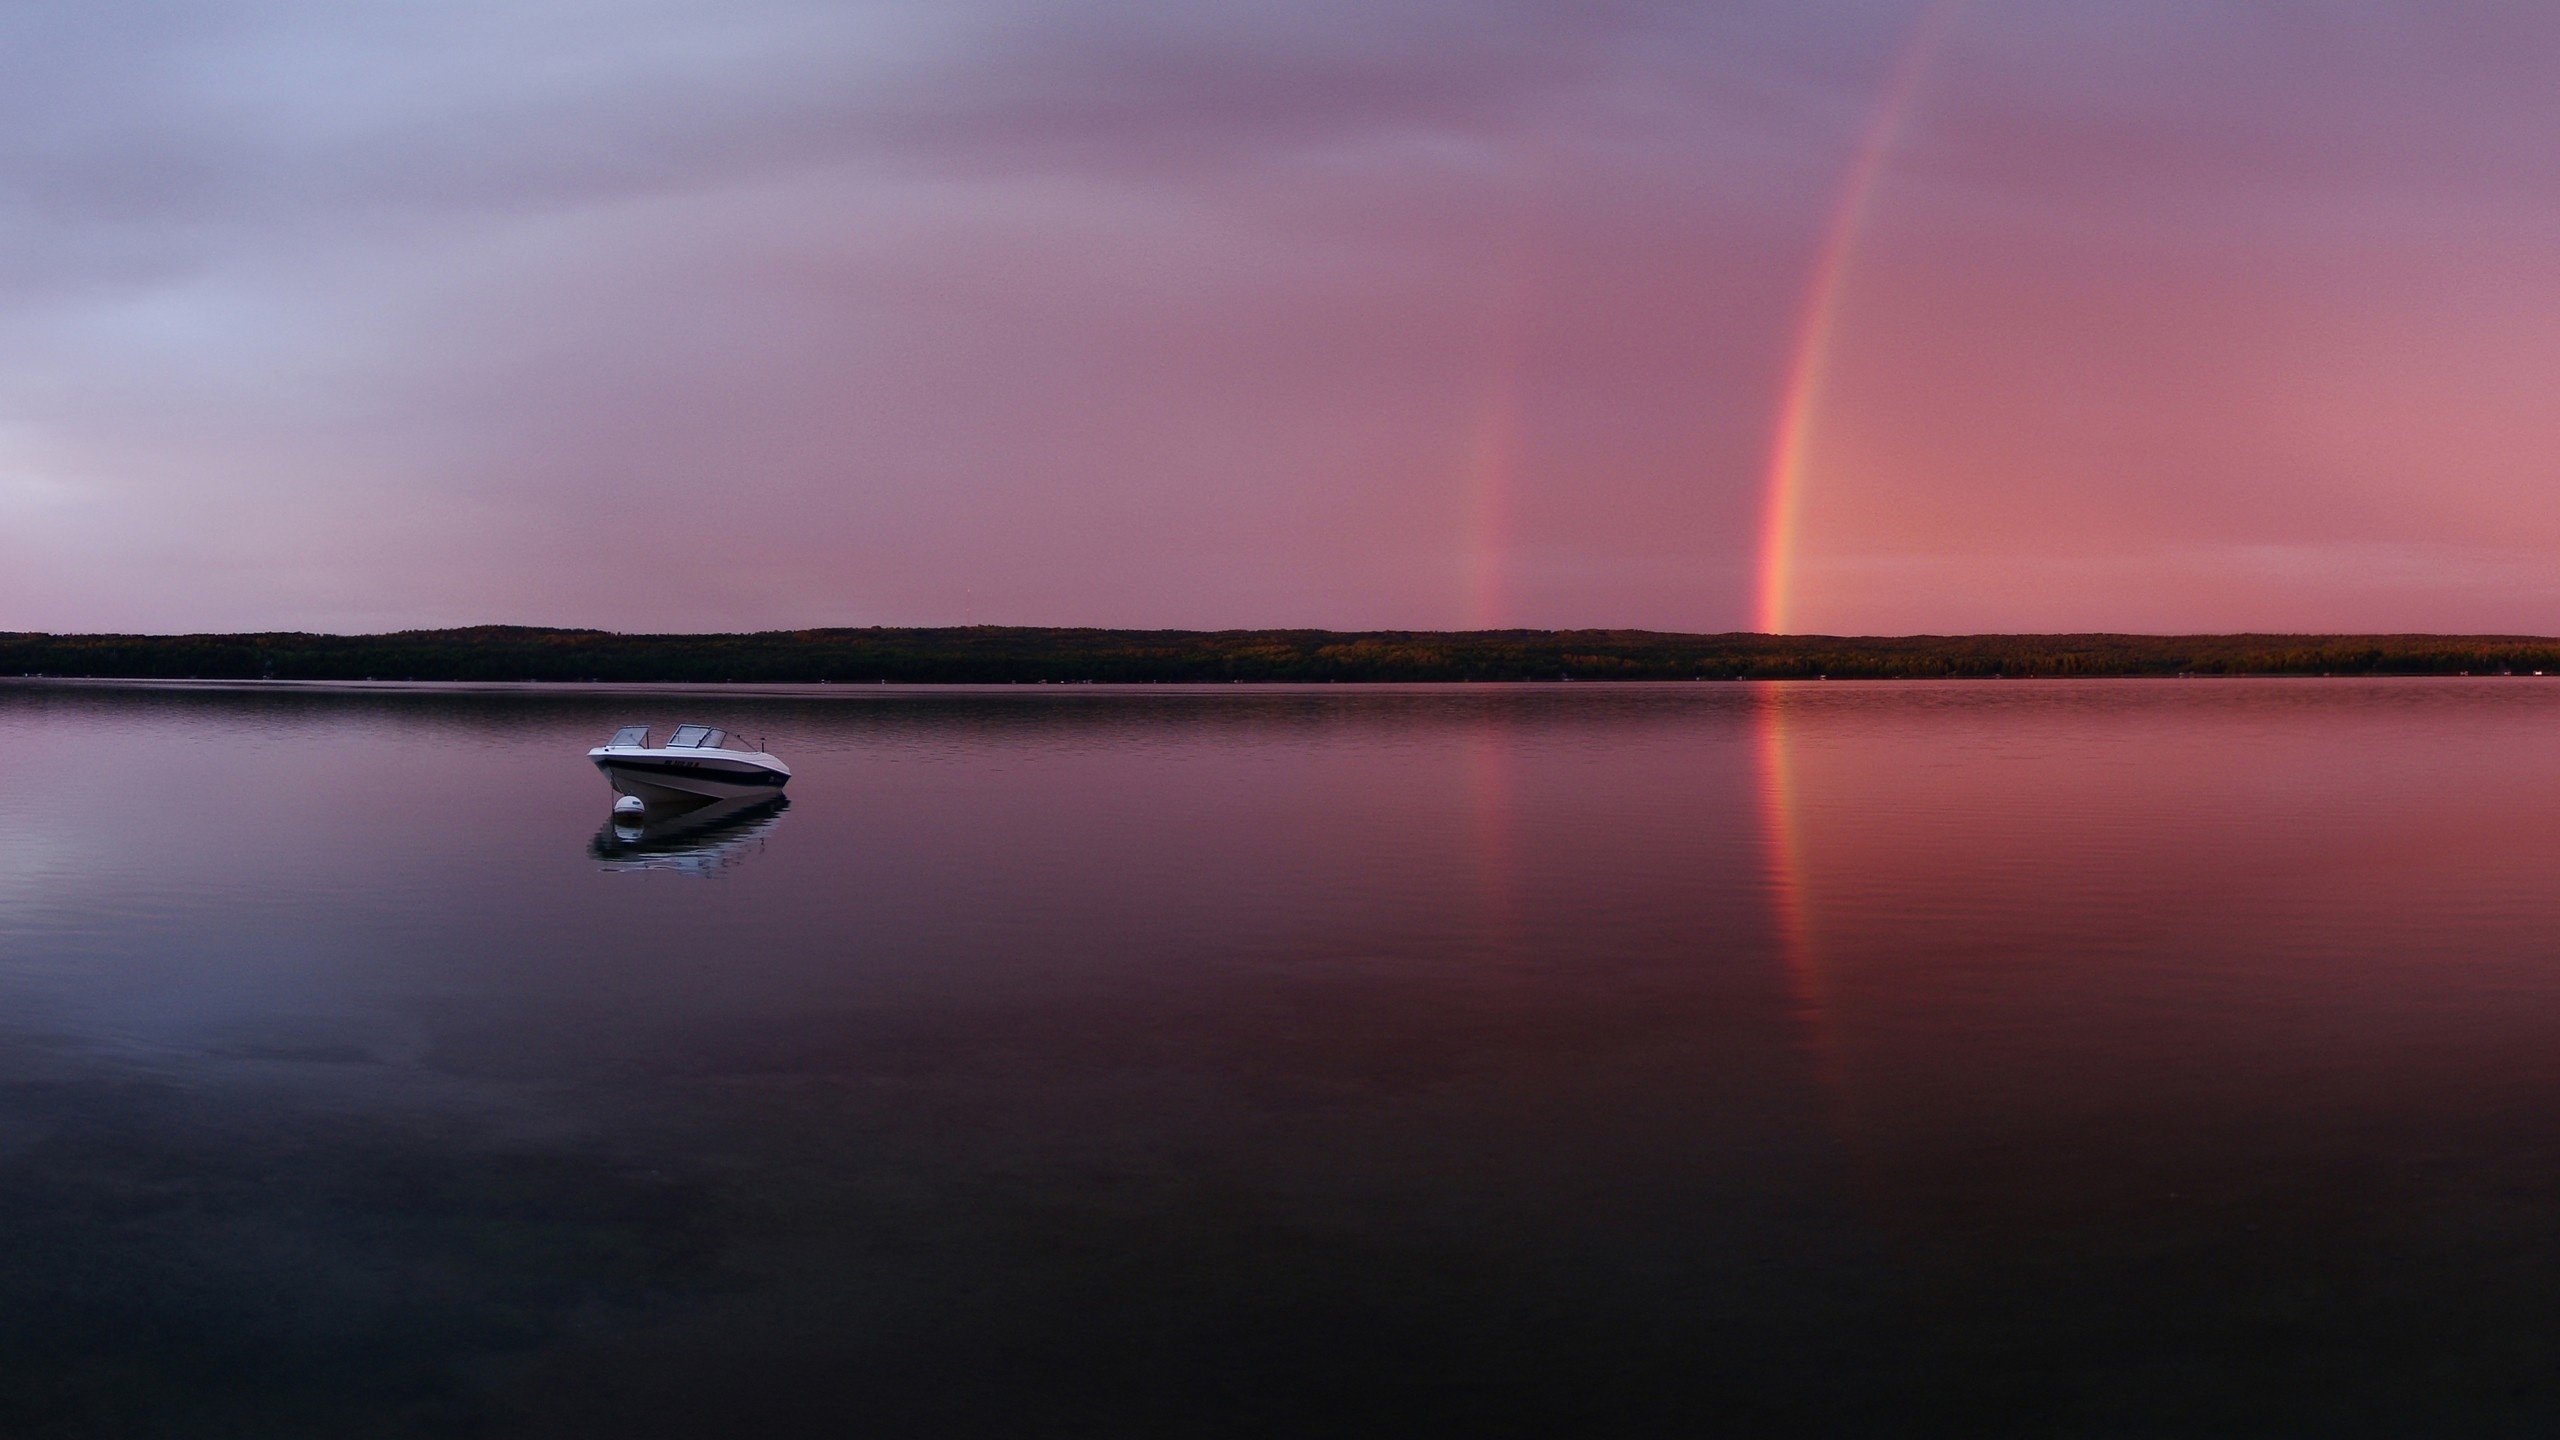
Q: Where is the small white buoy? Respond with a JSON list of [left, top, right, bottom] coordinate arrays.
[[613, 794, 646, 818]]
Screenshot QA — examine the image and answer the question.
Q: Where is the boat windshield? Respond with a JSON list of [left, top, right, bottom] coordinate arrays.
[[667, 725, 727, 749], [607, 724, 651, 747]]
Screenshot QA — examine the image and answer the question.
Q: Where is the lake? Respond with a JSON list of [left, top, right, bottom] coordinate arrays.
[[6, 677, 2560, 1436]]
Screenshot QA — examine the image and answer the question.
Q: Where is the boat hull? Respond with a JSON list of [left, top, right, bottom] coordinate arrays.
[[592, 755, 790, 803]]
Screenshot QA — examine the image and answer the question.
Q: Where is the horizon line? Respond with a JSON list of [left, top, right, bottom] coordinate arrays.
[[15, 624, 2560, 643]]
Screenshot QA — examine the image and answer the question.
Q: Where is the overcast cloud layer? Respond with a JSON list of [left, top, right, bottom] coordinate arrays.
[[6, 1, 2558, 634]]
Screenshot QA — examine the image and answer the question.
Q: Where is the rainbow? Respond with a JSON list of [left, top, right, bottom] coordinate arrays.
[[1754, 0, 1964, 635], [1465, 346, 1523, 629], [1465, 246, 1534, 629]]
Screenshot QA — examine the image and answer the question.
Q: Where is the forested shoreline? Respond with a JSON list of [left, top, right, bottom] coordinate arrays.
[[9, 626, 2560, 683]]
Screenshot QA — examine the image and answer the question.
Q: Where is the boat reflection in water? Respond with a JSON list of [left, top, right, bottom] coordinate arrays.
[[589, 793, 790, 877]]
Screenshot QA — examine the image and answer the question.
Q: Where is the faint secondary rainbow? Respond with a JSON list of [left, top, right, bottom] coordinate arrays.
[[1754, 0, 1964, 635], [1464, 343, 1523, 629], [1465, 240, 1535, 629]]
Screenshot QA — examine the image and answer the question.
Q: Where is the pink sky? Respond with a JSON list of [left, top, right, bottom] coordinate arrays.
[[3, 1, 2556, 635]]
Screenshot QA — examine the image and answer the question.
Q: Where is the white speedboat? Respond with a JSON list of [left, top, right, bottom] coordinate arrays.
[[589, 724, 791, 803]]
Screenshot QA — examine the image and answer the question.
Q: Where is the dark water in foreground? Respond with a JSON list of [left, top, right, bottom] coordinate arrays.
[[7, 678, 2560, 1436]]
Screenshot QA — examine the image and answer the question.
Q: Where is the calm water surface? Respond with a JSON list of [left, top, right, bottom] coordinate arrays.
[[7, 678, 2560, 1435]]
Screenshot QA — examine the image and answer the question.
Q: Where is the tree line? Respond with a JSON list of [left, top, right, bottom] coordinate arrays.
[[10, 626, 2560, 683]]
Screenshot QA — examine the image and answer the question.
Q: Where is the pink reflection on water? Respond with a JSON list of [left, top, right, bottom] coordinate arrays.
[[1463, 718, 1523, 958], [1749, 678, 2560, 1236], [1753, 682, 1844, 1104]]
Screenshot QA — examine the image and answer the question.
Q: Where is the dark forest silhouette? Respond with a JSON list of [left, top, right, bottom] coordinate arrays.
[[11, 626, 2560, 682]]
